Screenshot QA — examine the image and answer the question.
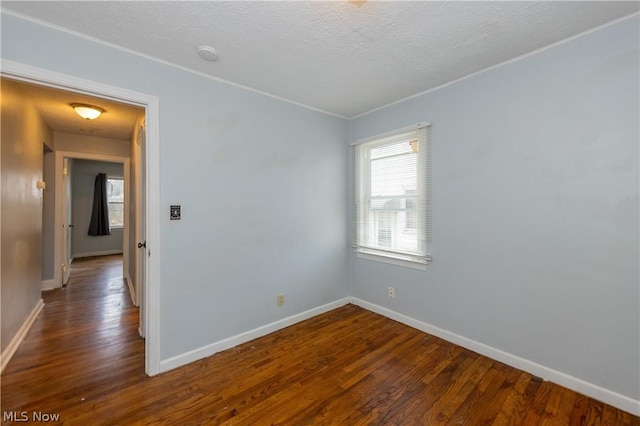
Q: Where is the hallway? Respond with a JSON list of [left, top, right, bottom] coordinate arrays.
[[1, 255, 144, 421]]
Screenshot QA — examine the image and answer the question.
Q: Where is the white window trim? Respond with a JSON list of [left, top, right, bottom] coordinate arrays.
[[350, 122, 430, 146], [353, 122, 432, 269], [356, 251, 431, 271]]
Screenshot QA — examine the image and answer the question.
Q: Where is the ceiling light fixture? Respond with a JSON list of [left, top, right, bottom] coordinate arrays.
[[71, 103, 105, 120], [197, 45, 218, 62]]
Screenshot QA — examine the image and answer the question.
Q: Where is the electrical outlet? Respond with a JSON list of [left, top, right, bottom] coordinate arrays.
[[277, 294, 285, 307], [388, 287, 395, 299]]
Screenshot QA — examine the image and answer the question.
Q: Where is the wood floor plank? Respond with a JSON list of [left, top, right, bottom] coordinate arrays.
[[380, 348, 477, 424], [2, 255, 638, 425], [445, 361, 511, 425], [336, 337, 441, 425], [538, 388, 575, 426], [420, 355, 495, 425]]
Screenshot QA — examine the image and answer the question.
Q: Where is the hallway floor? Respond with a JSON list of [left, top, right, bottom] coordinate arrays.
[[1, 255, 144, 423]]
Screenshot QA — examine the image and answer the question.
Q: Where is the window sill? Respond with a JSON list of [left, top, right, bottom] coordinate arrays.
[[355, 250, 430, 271]]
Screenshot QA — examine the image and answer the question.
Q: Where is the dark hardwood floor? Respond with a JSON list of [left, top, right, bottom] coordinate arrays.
[[2, 255, 638, 425]]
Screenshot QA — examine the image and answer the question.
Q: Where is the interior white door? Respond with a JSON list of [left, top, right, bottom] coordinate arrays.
[[136, 121, 147, 337], [61, 157, 73, 285]]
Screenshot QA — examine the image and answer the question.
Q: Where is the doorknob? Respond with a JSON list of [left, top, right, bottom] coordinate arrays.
[[68, 224, 75, 228], [138, 241, 146, 249]]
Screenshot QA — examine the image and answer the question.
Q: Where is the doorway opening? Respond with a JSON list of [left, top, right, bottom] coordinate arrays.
[[1, 60, 160, 375], [60, 156, 131, 297]]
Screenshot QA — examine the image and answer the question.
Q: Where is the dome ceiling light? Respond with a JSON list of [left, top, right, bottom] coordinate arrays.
[[71, 103, 105, 120]]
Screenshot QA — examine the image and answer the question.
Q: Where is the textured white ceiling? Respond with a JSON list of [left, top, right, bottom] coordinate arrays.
[[11, 79, 143, 140], [3, 1, 639, 118]]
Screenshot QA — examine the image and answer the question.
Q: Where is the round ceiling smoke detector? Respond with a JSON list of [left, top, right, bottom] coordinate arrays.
[[197, 45, 218, 62]]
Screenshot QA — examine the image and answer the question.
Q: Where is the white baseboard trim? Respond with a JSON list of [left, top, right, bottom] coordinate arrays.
[[1, 298, 44, 374], [74, 250, 123, 259], [41, 279, 57, 291], [125, 274, 138, 307], [349, 297, 640, 416], [160, 297, 351, 373]]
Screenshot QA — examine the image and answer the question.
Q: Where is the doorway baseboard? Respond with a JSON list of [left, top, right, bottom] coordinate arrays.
[[125, 273, 138, 307], [1, 299, 44, 373], [41, 279, 57, 291]]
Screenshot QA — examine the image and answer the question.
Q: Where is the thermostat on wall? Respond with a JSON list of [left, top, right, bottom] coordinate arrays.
[[170, 205, 181, 220]]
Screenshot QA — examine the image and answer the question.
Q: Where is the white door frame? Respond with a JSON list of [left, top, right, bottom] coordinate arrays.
[[1, 60, 161, 376], [55, 152, 130, 287]]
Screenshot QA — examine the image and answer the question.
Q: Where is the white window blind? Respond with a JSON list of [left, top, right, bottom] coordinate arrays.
[[354, 124, 431, 265]]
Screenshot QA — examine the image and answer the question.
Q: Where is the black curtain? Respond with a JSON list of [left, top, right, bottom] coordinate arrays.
[[88, 173, 111, 236]]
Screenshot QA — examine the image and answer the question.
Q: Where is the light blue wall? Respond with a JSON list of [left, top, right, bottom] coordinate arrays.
[[349, 16, 639, 400], [1, 13, 349, 360]]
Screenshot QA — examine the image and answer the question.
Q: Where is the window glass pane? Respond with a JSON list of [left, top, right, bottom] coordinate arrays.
[[107, 179, 124, 203], [370, 138, 414, 159], [107, 178, 124, 227], [367, 141, 419, 252], [405, 198, 416, 230], [108, 202, 124, 227], [367, 209, 418, 252], [370, 153, 416, 196]]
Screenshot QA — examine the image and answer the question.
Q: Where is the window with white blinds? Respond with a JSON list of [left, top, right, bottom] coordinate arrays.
[[353, 123, 431, 266]]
